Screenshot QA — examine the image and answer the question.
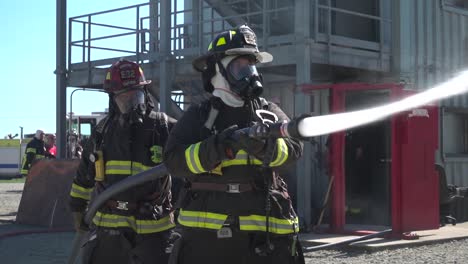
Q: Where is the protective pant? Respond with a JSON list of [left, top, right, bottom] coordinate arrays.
[[81, 228, 171, 264], [169, 227, 304, 264]]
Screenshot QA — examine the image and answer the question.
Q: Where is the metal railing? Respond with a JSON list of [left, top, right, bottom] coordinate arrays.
[[68, 0, 391, 73], [68, 3, 151, 71]]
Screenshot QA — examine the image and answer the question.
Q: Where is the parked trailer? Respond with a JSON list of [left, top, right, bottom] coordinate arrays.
[[0, 139, 30, 178]]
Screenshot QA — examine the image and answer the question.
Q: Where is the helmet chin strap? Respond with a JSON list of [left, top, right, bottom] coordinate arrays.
[[211, 63, 245, 107]]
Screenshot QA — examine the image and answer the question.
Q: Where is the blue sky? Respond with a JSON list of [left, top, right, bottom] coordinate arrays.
[[0, 0, 144, 138]]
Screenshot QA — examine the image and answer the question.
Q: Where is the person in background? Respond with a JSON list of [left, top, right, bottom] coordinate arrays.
[[45, 134, 57, 158], [69, 59, 176, 264], [20, 129, 47, 177]]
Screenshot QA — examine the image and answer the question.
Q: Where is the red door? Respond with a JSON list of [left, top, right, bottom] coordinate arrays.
[[391, 105, 439, 233], [327, 84, 439, 234]]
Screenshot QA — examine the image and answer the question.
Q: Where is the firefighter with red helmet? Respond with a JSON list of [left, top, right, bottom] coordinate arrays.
[[164, 25, 305, 264], [69, 59, 176, 264]]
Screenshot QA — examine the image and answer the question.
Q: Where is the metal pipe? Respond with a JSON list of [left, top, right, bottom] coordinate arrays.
[[68, 88, 84, 158], [68, 88, 106, 158], [55, 0, 67, 159]]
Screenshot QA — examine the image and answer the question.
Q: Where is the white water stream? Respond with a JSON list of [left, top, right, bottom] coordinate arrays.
[[298, 70, 468, 137]]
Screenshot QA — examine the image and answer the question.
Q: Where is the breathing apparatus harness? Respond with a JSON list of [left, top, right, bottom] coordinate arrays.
[[201, 96, 286, 255], [88, 89, 171, 217]]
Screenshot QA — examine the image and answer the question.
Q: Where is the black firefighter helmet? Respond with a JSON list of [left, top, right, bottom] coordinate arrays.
[[193, 25, 273, 96]]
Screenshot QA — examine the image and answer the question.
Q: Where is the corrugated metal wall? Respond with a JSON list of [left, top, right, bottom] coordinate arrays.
[[396, 0, 468, 186], [402, 0, 467, 101], [445, 157, 468, 186]]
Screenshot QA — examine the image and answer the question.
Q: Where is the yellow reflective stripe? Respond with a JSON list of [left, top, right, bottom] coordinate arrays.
[[239, 215, 299, 234], [35, 154, 45, 159], [208, 42, 213, 51], [69, 183, 93, 200], [129, 162, 151, 175], [93, 212, 175, 234], [221, 150, 261, 167], [26, 148, 36, 154], [105, 160, 131, 174], [105, 160, 151, 175], [221, 141, 288, 168], [184, 143, 206, 174], [230, 30, 236, 36], [21, 155, 28, 172], [216, 37, 226, 46], [177, 209, 228, 230], [269, 139, 288, 167], [210, 164, 222, 175]]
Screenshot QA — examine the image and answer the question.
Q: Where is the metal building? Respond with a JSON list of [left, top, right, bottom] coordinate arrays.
[[57, 0, 468, 231]]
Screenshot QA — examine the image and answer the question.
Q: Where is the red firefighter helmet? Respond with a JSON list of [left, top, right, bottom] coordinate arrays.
[[103, 59, 151, 93]]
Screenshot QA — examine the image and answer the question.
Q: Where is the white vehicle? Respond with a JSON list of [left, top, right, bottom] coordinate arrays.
[[0, 138, 30, 178]]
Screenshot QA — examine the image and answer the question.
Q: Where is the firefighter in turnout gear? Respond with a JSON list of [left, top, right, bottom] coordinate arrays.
[[21, 129, 48, 176], [69, 59, 176, 264], [164, 25, 305, 264]]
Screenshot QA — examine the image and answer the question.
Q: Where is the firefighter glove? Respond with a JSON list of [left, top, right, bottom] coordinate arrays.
[[236, 130, 267, 158], [215, 125, 240, 159]]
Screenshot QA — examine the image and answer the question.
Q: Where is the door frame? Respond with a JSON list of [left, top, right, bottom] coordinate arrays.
[[327, 83, 403, 232]]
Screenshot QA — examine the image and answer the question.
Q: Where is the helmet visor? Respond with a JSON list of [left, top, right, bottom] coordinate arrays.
[[114, 88, 145, 114], [227, 56, 258, 81]]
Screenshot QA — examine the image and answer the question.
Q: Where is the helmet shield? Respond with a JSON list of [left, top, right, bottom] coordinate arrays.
[[113, 88, 145, 114]]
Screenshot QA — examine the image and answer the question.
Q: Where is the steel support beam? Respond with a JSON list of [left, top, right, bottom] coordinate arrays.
[[56, 0, 67, 158], [294, 0, 313, 229], [159, 0, 172, 113]]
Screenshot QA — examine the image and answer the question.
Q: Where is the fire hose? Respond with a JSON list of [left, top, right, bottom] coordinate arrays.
[[68, 70, 468, 262], [67, 164, 169, 264]]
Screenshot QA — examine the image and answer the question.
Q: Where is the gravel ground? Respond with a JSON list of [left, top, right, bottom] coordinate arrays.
[[1, 183, 468, 263], [303, 239, 468, 263], [0, 183, 24, 223]]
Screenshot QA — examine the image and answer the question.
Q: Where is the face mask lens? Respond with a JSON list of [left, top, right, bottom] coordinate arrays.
[[114, 88, 145, 114], [228, 56, 258, 81]]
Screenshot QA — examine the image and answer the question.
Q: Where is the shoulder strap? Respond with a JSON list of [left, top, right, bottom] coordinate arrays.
[[258, 97, 270, 110], [202, 97, 224, 131], [93, 115, 111, 150]]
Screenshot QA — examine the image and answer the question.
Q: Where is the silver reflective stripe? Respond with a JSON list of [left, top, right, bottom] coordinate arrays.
[[188, 144, 204, 173], [105, 164, 131, 172], [239, 219, 293, 230], [93, 212, 174, 234], [239, 216, 299, 234], [178, 214, 226, 227], [71, 188, 90, 198], [270, 139, 288, 166]]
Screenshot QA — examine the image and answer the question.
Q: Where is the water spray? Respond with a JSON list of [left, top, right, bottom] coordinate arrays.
[[266, 70, 468, 139]]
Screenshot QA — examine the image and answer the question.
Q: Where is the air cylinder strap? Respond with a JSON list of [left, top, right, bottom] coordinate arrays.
[[191, 182, 254, 193]]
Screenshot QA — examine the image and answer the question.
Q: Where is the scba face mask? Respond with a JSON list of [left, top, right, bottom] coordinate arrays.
[[113, 88, 146, 124], [222, 55, 264, 100]]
